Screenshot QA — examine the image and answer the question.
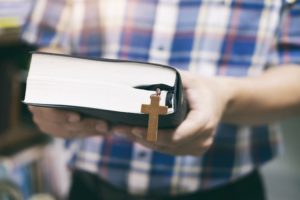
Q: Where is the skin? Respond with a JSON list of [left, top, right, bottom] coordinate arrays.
[[29, 48, 300, 156]]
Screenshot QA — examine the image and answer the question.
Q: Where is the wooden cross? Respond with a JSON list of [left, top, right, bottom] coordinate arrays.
[[141, 90, 168, 142]]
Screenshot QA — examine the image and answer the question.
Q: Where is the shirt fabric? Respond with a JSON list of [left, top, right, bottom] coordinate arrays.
[[22, 0, 300, 196]]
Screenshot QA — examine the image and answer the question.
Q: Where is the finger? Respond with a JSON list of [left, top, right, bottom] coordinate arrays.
[[113, 125, 148, 139], [111, 126, 164, 150], [112, 126, 177, 150], [29, 106, 80, 124], [172, 110, 208, 145], [95, 120, 110, 133], [34, 115, 109, 137], [30, 106, 79, 123], [128, 127, 176, 146], [34, 120, 72, 138], [124, 131, 181, 154], [156, 129, 175, 145], [65, 119, 109, 135], [116, 126, 175, 146], [175, 133, 214, 156], [130, 136, 169, 153], [127, 126, 214, 156]]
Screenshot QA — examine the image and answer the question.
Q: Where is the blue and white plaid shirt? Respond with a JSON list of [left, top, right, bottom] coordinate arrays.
[[22, 0, 300, 196]]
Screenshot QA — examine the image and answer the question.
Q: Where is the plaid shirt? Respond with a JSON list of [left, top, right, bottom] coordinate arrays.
[[22, 0, 300, 196]]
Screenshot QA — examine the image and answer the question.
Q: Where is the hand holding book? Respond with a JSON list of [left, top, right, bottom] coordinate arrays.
[[27, 71, 232, 156], [24, 53, 188, 141], [110, 72, 232, 156], [28, 106, 110, 138]]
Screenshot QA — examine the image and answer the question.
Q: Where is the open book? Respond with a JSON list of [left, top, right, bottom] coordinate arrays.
[[24, 53, 187, 128]]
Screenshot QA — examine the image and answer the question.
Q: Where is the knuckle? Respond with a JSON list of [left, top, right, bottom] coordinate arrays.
[[86, 120, 96, 130], [204, 122, 215, 133], [47, 109, 67, 121], [46, 108, 58, 115], [64, 123, 78, 132]]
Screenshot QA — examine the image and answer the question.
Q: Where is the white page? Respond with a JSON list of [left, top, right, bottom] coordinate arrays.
[[24, 79, 173, 113], [28, 53, 177, 87]]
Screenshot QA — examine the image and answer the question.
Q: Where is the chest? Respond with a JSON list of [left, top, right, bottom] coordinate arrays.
[[71, 0, 284, 73]]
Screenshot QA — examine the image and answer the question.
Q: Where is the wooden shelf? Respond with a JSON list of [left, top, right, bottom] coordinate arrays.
[[0, 126, 50, 156]]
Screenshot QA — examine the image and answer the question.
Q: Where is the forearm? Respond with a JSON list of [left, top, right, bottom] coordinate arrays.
[[222, 65, 300, 125]]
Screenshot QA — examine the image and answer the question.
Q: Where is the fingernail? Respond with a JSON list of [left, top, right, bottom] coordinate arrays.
[[96, 122, 108, 132], [68, 114, 80, 123]]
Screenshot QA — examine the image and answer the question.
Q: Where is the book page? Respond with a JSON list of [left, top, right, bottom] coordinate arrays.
[[24, 79, 174, 114], [29, 54, 177, 88]]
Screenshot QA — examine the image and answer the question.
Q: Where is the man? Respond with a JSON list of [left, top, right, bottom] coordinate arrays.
[[22, 0, 300, 199]]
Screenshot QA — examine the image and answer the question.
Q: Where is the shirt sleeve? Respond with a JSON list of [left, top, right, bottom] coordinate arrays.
[[21, 0, 71, 50], [268, 0, 300, 66]]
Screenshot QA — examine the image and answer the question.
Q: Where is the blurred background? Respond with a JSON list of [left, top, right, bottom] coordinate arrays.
[[0, 0, 299, 199], [0, 0, 68, 199], [262, 117, 300, 200]]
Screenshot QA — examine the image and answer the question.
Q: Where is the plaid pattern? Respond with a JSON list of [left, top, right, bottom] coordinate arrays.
[[22, 0, 300, 196]]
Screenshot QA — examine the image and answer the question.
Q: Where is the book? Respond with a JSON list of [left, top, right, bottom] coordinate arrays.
[[24, 52, 187, 128]]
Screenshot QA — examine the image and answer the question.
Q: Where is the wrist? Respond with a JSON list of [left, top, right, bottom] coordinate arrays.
[[219, 76, 267, 125], [216, 76, 248, 123]]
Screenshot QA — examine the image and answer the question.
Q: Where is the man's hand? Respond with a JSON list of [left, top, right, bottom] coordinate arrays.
[[112, 66, 300, 156], [29, 106, 109, 138], [112, 72, 233, 156]]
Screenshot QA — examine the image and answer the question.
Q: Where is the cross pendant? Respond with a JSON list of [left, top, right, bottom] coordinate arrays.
[[141, 89, 168, 142]]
